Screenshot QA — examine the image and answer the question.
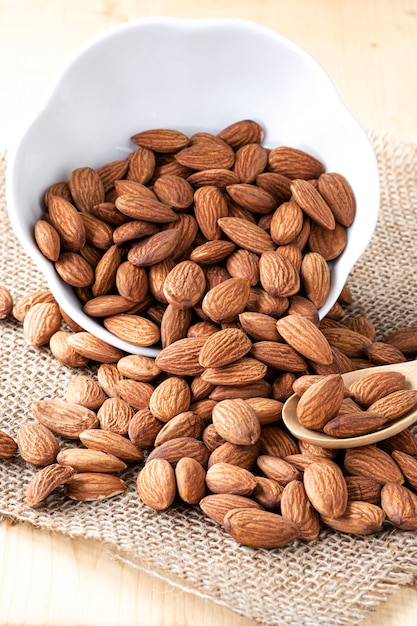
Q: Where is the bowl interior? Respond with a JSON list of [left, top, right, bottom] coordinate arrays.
[[6, 17, 380, 356]]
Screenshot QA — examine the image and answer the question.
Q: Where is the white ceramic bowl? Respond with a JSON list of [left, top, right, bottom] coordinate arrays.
[[6, 17, 380, 357]]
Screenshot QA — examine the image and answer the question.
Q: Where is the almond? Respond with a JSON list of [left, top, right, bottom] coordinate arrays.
[[117, 354, 161, 381], [96, 363, 124, 396], [257, 455, 301, 485], [280, 479, 320, 541], [296, 374, 346, 430], [153, 174, 194, 208], [238, 312, 281, 342], [201, 356, 267, 386], [345, 476, 382, 504], [92, 244, 122, 297], [250, 341, 307, 373], [218, 119, 263, 149], [364, 341, 407, 365], [79, 212, 114, 249], [268, 146, 325, 180], [193, 185, 229, 240], [226, 249, 260, 286], [128, 408, 163, 449], [26, 464, 75, 507], [252, 476, 283, 510], [381, 482, 417, 530], [163, 260, 206, 308], [23, 302, 62, 347], [146, 436, 210, 467], [270, 202, 304, 246], [127, 147, 156, 184], [48, 195, 86, 251], [348, 371, 406, 407], [64, 472, 127, 502], [160, 304, 192, 348], [154, 411, 204, 446], [68, 166, 105, 212], [226, 183, 276, 214], [162, 213, 199, 260], [49, 330, 89, 368], [115, 379, 153, 410], [211, 399, 261, 446], [233, 143, 268, 183], [276, 314, 333, 365], [199, 493, 263, 525], [55, 252, 95, 287], [208, 380, 272, 401], [198, 328, 252, 368], [155, 337, 207, 376], [344, 445, 404, 484], [205, 462, 257, 496], [175, 140, 235, 170], [208, 441, 261, 470], [136, 458, 176, 511], [187, 168, 240, 188], [83, 294, 134, 317], [300, 252, 331, 309], [149, 376, 191, 422], [189, 240, 236, 265], [175, 456, 206, 504], [217, 217, 275, 254], [367, 389, 417, 421], [96, 158, 129, 190], [317, 172, 356, 227], [79, 429, 144, 462], [127, 229, 180, 266], [67, 332, 124, 364], [0, 431, 17, 459], [385, 326, 417, 355], [131, 128, 189, 152], [259, 250, 300, 298], [113, 220, 159, 245], [97, 397, 134, 435], [57, 448, 127, 473], [391, 451, 417, 490], [31, 400, 99, 439], [202, 277, 251, 324], [256, 171, 292, 202], [290, 179, 335, 229], [103, 314, 160, 347], [320, 326, 373, 358], [258, 425, 299, 456], [223, 508, 299, 548], [17, 422, 60, 466], [323, 412, 387, 437], [65, 375, 106, 410], [34, 219, 61, 261], [321, 501, 385, 535], [245, 398, 283, 425], [308, 222, 347, 260], [303, 460, 348, 517]]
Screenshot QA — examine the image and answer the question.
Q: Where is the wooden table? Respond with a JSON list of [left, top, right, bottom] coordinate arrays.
[[1, 1, 417, 624]]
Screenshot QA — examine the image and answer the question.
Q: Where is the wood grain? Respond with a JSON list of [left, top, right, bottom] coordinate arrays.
[[1, 0, 417, 624]]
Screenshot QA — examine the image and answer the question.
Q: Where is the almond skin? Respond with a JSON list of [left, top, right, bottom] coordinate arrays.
[[267, 146, 325, 179], [201, 357, 268, 386], [198, 328, 252, 368], [67, 332, 124, 364], [276, 313, 333, 365], [217, 217, 276, 254], [34, 219, 61, 261], [23, 302, 62, 347], [155, 337, 207, 376], [146, 436, 210, 468], [321, 501, 385, 535], [163, 260, 206, 308], [31, 400, 99, 439], [303, 460, 348, 518], [257, 455, 301, 486], [223, 507, 299, 548], [64, 472, 127, 502], [175, 456, 206, 504], [381, 482, 417, 530], [57, 448, 127, 473], [367, 389, 417, 421], [296, 374, 345, 430], [131, 128, 189, 153], [202, 277, 251, 324], [48, 195, 86, 251], [103, 314, 161, 347], [17, 422, 60, 466], [154, 411, 204, 447], [80, 429, 144, 462], [290, 179, 335, 230], [199, 493, 263, 525], [317, 172, 356, 227], [26, 464, 75, 507], [348, 371, 406, 407], [344, 445, 404, 484], [137, 458, 177, 511], [212, 399, 261, 446], [205, 462, 257, 496], [280, 479, 320, 541], [65, 375, 106, 410], [193, 185, 229, 240], [149, 377, 191, 422], [259, 251, 300, 298], [0, 431, 18, 459]]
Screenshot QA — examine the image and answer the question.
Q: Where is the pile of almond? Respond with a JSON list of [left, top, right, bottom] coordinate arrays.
[[32, 119, 355, 348], [2, 120, 417, 549], [295, 371, 417, 437]]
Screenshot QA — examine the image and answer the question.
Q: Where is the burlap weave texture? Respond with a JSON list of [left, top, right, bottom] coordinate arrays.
[[1, 131, 417, 626]]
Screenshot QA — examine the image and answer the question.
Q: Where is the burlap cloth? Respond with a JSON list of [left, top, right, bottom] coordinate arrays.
[[1, 130, 417, 626]]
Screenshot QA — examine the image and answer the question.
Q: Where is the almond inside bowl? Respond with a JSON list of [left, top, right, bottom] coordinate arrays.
[[6, 17, 379, 355]]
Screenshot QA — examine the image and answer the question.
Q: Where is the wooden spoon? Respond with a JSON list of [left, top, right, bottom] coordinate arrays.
[[282, 360, 417, 449]]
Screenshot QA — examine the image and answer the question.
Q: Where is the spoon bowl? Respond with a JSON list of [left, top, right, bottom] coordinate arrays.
[[282, 361, 417, 449]]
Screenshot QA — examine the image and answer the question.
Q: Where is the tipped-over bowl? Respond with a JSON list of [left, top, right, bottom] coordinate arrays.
[[6, 17, 380, 356]]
